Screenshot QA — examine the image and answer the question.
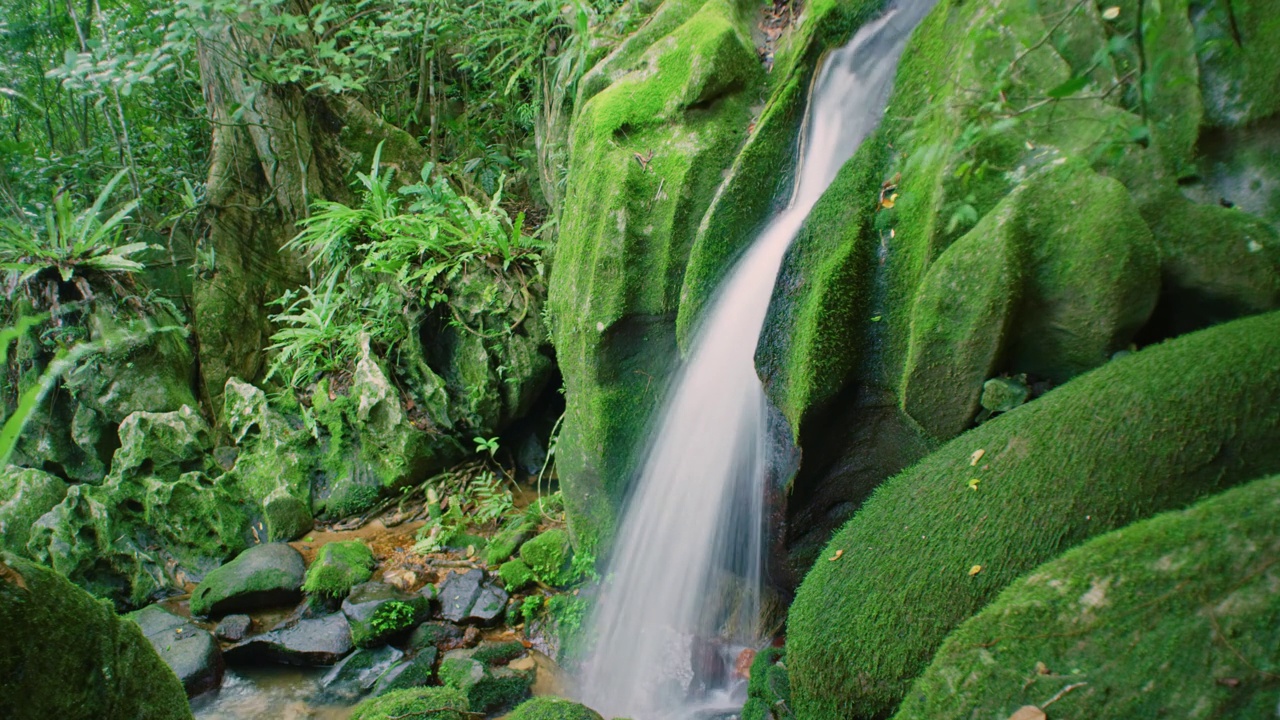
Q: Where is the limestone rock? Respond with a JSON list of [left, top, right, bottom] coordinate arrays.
[[0, 466, 68, 555]]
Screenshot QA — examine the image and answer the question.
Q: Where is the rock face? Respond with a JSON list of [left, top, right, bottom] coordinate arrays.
[[0, 466, 68, 555], [189, 543, 306, 617], [787, 311, 1280, 720], [0, 555, 193, 720], [128, 604, 225, 697], [223, 612, 354, 666], [894, 475, 1280, 720], [548, 0, 767, 551], [341, 581, 434, 647]]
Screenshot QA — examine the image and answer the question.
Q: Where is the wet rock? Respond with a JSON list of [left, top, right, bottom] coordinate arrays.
[[979, 376, 1029, 414], [439, 647, 533, 714], [224, 612, 353, 666], [519, 529, 573, 586], [215, 614, 252, 642], [128, 604, 225, 697], [372, 647, 438, 696], [320, 645, 404, 701], [408, 622, 465, 653], [190, 543, 306, 617], [341, 581, 433, 648], [437, 568, 508, 625]]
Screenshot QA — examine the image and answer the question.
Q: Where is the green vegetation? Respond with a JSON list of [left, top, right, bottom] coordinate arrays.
[[506, 696, 605, 720], [349, 686, 469, 720], [302, 541, 375, 598], [788, 310, 1280, 720], [895, 475, 1280, 720]]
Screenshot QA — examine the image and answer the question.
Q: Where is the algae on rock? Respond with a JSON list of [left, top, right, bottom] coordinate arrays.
[[894, 475, 1280, 720]]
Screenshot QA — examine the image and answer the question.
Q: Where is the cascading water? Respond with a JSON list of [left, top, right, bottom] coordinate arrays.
[[577, 3, 936, 717]]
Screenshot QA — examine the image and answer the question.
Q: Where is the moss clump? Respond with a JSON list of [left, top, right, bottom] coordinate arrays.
[[0, 555, 193, 720], [505, 696, 605, 720], [895, 475, 1280, 720], [741, 647, 790, 720], [787, 310, 1280, 720], [498, 558, 535, 591], [519, 529, 573, 586], [302, 541, 375, 598], [349, 686, 469, 720], [189, 543, 305, 617], [439, 654, 533, 713], [484, 517, 535, 566], [470, 640, 527, 667]]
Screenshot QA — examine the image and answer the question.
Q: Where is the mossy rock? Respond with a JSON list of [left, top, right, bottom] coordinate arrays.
[[348, 686, 469, 720], [484, 516, 536, 566], [109, 405, 211, 479], [741, 647, 790, 720], [189, 543, 306, 617], [438, 652, 533, 713], [787, 310, 1280, 720], [0, 466, 68, 555], [505, 696, 606, 720], [0, 555, 193, 720], [1191, 0, 1280, 127], [341, 581, 434, 648], [372, 647, 438, 696], [894, 474, 1280, 720], [303, 541, 375, 598], [520, 529, 574, 587], [220, 378, 317, 526], [549, 0, 765, 552], [498, 558, 535, 591], [27, 469, 250, 607]]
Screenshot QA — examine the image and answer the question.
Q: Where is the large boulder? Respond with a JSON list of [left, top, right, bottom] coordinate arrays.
[[787, 310, 1280, 720], [0, 466, 68, 555], [223, 612, 354, 666], [127, 604, 224, 697], [549, 0, 766, 551], [189, 543, 305, 617], [0, 555, 193, 720], [436, 568, 507, 625], [894, 475, 1280, 720], [319, 644, 404, 701]]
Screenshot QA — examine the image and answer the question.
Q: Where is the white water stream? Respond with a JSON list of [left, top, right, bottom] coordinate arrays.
[[576, 4, 935, 718]]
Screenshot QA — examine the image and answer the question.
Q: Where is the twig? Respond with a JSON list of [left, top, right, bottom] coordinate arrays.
[[1040, 681, 1087, 709]]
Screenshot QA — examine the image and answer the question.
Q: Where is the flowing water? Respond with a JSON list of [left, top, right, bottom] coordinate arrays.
[[576, 3, 936, 718]]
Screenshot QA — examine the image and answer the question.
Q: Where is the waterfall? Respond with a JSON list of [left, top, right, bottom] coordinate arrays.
[[576, 4, 935, 717]]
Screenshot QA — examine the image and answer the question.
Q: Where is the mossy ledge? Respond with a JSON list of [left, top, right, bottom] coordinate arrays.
[[787, 309, 1280, 720], [894, 474, 1280, 720]]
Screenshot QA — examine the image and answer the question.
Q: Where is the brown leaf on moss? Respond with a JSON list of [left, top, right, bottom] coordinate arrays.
[[1008, 706, 1046, 720]]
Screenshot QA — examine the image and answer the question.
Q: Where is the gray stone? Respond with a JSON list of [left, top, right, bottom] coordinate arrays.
[[372, 647, 438, 696], [319, 644, 404, 701], [437, 569, 508, 625], [127, 604, 224, 697], [341, 581, 432, 648], [408, 621, 465, 653], [189, 543, 306, 617], [224, 612, 353, 666], [215, 614, 252, 642]]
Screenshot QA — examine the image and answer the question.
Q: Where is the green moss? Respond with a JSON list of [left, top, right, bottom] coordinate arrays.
[[756, 135, 886, 438], [899, 194, 1021, 440], [0, 555, 193, 720], [505, 696, 605, 720], [348, 686, 469, 720], [470, 640, 527, 667], [302, 540, 375, 598], [549, 0, 764, 552], [520, 529, 573, 587], [787, 310, 1280, 720], [498, 558, 535, 591], [741, 646, 790, 720], [439, 654, 533, 713], [485, 516, 535, 566], [0, 466, 68, 555], [1192, 0, 1280, 127], [188, 543, 304, 617], [895, 475, 1280, 720]]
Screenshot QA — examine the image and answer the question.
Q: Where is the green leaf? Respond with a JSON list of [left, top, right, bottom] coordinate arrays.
[[1046, 75, 1089, 99]]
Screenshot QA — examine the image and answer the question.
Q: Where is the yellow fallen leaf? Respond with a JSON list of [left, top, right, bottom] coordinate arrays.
[[1102, 6, 1121, 19], [970, 448, 985, 466], [1008, 706, 1046, 720], [829, 549, 844, 561], [1035, 661, 1050, 675], [969, 565, 983, 576], [968, 478, 980, 491]]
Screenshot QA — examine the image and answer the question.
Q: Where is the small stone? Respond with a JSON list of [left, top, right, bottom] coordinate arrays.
[[215, 614, 253, 642], [980, 376, 1030, 414]]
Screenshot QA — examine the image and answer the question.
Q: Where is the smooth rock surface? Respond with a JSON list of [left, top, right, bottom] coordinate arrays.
[[128, 604, 224, 697], [224, 612, 353, 666], [189, 543, 306, 617]]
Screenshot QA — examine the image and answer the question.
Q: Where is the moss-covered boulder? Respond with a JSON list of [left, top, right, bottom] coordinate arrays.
[[0, 555, 193, 720], [0, 466, 67, 555], [1191, 0, 1280, 127], [741, 647, 791, 720], [787, 310, 1280, 720], [303, 540, 375, 598], [894, 475, 1280, 720], [506, 696, 606, 720], [189, 543, 306, 617], [349, 686, 469, 720], [371, 647, 438, 696], [498, 558, 535, 591], [549, 0, 765, 551], [439, 647, 534, 713], [519, 528, 574, 586]]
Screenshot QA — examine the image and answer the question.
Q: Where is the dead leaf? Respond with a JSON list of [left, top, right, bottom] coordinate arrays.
[[1008, 706, 1046, 720], [0, 560, 28, 590], [1035, 661, 1050, 675], [1102, 6, 1121, 19], [968, 478, 981, 491], [1217, 677, 1241, 688], [970, 448, 986, 466], [969, 565, 983, 576], [829, 549, 844, 561]]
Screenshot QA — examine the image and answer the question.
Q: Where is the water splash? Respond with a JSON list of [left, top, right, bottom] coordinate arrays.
[[576, 4, 936, 718]]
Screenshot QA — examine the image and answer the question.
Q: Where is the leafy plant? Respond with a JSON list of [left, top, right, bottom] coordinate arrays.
[[473, 435, 500, 457], [370, 600, 416, 635]]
